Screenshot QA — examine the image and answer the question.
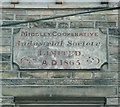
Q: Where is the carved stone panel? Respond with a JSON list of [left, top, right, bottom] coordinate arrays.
[[13, 28, 107, 69]]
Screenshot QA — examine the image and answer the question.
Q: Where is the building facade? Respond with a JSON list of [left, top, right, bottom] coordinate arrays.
[[0, 0, 120, 107]]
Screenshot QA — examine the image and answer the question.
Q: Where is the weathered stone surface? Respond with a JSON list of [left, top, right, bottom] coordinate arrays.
[[109, 55, 119, 63], [30, 21, 56, 28], [1, 62, 11, 71], [0, 53, 11, 61], [109, 28, 120, 35], [27, 10, 54, 15], [106, 14, 118, 22], [2, 28, 11, 35], [0, 46, 11, 53], [109, 45, 119, 55], [109, 36, 119, 45], [70, 21, 94, 28], [20, 71, 48, 78], [2, 14, 14, 20], [74, 72, 92, 79], [1, 7, 119, 106], [48, 72, 71, 78], [94, 14, 106, 20], [2, 96, 14, 105], [92, 72, 118, 79], [99, 28, 107, 34], [2, 86, 117, 97], [106, 98, 118, 105], [1, 72, 18, 79], [109, 63, 120, 71], [58, 22, 69, 28], [96, 22, 116, 27], [16, 15, 41, 20], [15, 14, 27, 20], [2, 21, 28, 28], [69, 16, 80, 21], [81, 15, 95, 20], [13, 28, 21, 34], [0, 37, 11, 46], [2, 78, 117, 86], [13, 28, 107, 69]]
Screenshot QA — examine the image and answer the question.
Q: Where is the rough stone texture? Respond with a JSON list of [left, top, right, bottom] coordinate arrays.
[[95, 22, 116, 28], [20, 71, 48, 79], [70, 21, 94, 28], [109, 28, 120, 35], [1, 5, 119, 106], [0, 53, 11, 61], [1, 62, 11, 71], [109, 36, 119, 46], [0, 46, 11, 53], [2, 28, 12, 35], [1, 37, 11, 46], [2, 14, 14, 20], [30, 21, 56, 28], [2, 86, 117, 97], [2, 72, 18, 79], [58, 22, 69, 28]]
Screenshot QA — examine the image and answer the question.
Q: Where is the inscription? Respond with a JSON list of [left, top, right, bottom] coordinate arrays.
[[13, 28, 107, 69]]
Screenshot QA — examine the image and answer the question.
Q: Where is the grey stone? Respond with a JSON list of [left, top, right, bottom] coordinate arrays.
[[109, 28, 120, 35], [29, 21, 56, 28], [0, 53, 11, 61], [96, 21, 116, 27], [1, 62, 11, 71], [109, 36, 120, 45], [58, 22, 69, 28], [94, 14, 106, 20], [106, 98, 118, 105], [0, 37, 11, 46], [2, 14, 14, 20], [2, 28, 12, 35], [13, 28, 107, 69], [2, 78, 117, 85], [2, 86, 117, 97], [70, 21, 94, 28]]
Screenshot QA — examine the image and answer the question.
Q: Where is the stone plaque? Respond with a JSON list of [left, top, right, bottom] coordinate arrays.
[[13, 28, 107, 69]]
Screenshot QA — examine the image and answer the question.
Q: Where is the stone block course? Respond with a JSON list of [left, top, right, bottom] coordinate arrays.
[[1, 71, 18, 79], [70, 21, 94, 28], [1, 37, 11, 46], [109, 63, 119, 71], [96, 21, 116, 28], [106, 14, 118, 22], [20, 71, 48, 79], [109, 28, 120, 35], [29, 21, 56, 28], [2, 86, 117, 97], [2, 78, 117, 86], [0, 46, 11, 53], [48, 72, 71, 79], [109, 36, 119, 45], [74, 72, 93, 79], [26, 10, 54, 15], [2, 28, 12, 35], [15, 15, 41, 20], [1, 62, 11, 71], [58, 22, 69, 28], [0, 53, 11, 61], [81, 15, 95, 21], [109, 45, 119, 55], [109, 55, 119, 63], [2, 14, 14, 20], [94, 14, 106, 20], [0, 7, 119, 106]]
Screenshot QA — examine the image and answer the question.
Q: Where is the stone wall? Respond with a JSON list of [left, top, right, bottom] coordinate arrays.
[[0, 3, 120, 106]]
